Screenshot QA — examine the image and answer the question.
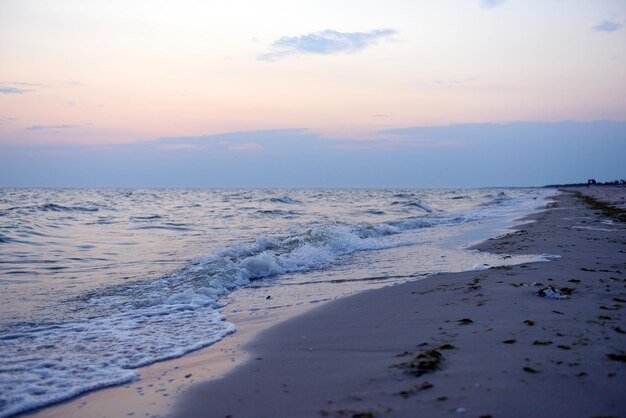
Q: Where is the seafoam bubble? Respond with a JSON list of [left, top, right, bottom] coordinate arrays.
[[0, 307, 235, 418]]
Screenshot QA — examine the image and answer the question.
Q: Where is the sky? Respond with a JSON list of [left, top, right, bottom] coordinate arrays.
[[1, 0, 625, 187]]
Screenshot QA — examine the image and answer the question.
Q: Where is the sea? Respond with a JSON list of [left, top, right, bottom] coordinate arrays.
[[0, 188, 556, 417]]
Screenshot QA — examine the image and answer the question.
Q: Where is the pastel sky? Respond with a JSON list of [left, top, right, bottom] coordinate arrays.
[[1, 0, 625, 187]]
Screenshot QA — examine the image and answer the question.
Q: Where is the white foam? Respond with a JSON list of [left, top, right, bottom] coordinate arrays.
[[0, 305, 235, 418], [472, 263, 490, 270]]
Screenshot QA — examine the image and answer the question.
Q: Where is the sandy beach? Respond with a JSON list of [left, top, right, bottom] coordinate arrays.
[[172, 188, 626, 418]]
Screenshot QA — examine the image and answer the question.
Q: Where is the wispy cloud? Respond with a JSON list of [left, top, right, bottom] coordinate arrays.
[[26, 124, 79, 131], [0, 81, 45, 94], [258, 29, 396, 61], [481, 0, 506, 8], [0, 86, 32, 94], [0, 117, 17, 125], [591, 20, 624, 33]]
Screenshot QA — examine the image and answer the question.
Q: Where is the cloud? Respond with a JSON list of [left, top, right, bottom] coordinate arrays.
[[591, 20, 624, 33], [0, 117, 17, 125], [0, 86, 32, 94], [258, 29, 396, 61], [481, 0, 506, 8], [0, 81, 45, 94], [2, 123, 625, 188], [26, 124, 78, 131]]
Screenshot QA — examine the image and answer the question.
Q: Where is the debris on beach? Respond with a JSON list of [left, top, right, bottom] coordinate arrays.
[[350, 410, 375, 418], [511, 281, 544, 288], [438, 343, 455, 350], [537, 286, 570, 299], [606, 352, 626, 362], [392, 348, 445, 377], [600, 304, 623, 311], [398, 381, 434, 398]]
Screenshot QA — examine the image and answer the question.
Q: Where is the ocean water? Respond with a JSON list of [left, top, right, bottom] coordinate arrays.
[[0, 188, 555, 417]]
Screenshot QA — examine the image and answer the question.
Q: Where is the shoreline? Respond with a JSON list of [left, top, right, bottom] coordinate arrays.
[[25, 287, 326, 418], [24, 187, 624, 418], [21, 191, 552, 418], [172, 187, 625, 417]]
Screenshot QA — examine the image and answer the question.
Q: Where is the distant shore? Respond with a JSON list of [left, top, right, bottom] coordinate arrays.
[[173, 187, 625, 418]]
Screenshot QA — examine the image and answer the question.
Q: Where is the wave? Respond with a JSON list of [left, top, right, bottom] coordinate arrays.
[[130, 214, 162, 221], [481, 191, 512, 207], [263, 196, 301, 204], [0, 213, 449, 417], [257, 209, 300, 217], [391, 199, 434, 213], [40, 203, 99, 212], [0, 233, 15, 243], [130, 224, 194, 232], [0, 309, 233, 418], [2, 203, 100, 214]]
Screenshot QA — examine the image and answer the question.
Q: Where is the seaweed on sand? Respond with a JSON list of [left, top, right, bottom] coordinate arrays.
[[606, 352, 626, 362], [566, 190, 626, 223], [391, 349, 445, 377]]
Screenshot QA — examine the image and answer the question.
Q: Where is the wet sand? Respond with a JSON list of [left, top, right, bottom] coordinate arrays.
[[173, 188, 626, 418]]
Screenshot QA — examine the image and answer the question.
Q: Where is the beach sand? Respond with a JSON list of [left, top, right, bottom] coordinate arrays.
[[172, 188, 626, 418]]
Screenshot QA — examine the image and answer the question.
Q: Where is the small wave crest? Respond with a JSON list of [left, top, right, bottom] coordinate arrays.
[[391, 199, 434, 213], [40, 203, 99, 212], [263, 196, 301, 204], [3, 203, 100, 214], [481, 191, 512, 207], [130, 214, 163, 221]]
